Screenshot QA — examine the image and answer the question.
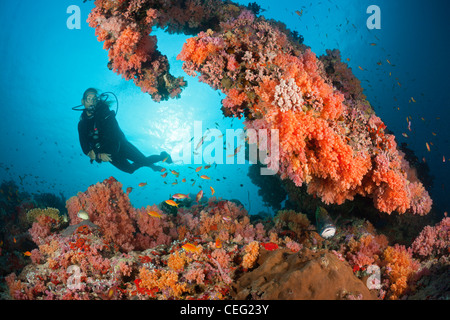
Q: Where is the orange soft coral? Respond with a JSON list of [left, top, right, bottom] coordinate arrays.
[[383, 244, 419, 299]]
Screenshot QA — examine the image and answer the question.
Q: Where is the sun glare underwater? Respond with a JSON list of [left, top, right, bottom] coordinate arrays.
[[0, 0, 448, 301]]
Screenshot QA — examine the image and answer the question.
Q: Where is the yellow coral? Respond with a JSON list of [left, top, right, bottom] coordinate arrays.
[[242, 241, 259, 269], [139, 267, 188, 298], [167, 251, 191, 272], [26, 207, 60, 225], [383, 245, 419, 300]]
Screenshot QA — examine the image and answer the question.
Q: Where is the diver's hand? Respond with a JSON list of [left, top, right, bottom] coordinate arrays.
[[99, 153, 112, 162], [87, 150, 96, 160]]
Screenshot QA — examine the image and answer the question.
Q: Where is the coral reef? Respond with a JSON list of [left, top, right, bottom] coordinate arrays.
[[86, 1, 432, 215], [1, 177, 447, 300]]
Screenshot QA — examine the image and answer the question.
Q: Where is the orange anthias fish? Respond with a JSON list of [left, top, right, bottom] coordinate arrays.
[[426, 142, 431, 152], [182, 243, 201, 253], [161, 172, 168, 178], [170, 170, 179, 176], [196, 190, 204, 203], [200, 175, 211, 180], [210, 186, 215, 195], [195, 166, 202, 172], [126, 187, 133, 194], [165, 199, 179, 207], [358, 66, 364, 71], [204, 164, 211, 169], [138, 182, 147, 187], [172, 193, 189, 200], [147, 210, 162, 218], [215, 238, 222, 249], [23, 251, 32, 257]]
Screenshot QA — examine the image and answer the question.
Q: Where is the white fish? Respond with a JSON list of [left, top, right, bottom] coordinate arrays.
[[77, 210, 89, 220]]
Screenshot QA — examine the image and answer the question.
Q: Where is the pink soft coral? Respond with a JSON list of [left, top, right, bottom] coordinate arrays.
[[66, 177, 137, 251], [411, 217, 450, 258]]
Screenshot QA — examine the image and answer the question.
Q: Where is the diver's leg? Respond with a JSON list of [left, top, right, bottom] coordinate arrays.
[[121, 140, 166, 172], [109, 154, 138, 174]]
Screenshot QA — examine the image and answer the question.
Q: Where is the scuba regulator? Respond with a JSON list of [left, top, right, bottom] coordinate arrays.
[[71, 91, 119, 115]]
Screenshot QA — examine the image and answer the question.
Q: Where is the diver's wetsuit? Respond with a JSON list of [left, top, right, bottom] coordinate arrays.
[[78, 102, 164, 173]]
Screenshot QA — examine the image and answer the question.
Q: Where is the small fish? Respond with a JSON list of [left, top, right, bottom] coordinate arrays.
[[182, 243, 201, 253], [377, 61, 382, 65], [402, 133, 408, 138], [408, 121, 412, 132], [172, 193, 189, 200], [210, 186, 215, 195], [172, 181, 178, 185], [195, 166, 202, 172], [295, 9, 303, 17], [165, 199, 179, 207], [77, 210, 89, 220], [204, 164, 211, 169], [358, 66, 364, 71], [432, 132, 437, 136], [160, 168, 166, 172], [386, 59, 391, 64], [170, 170, 179, 176], [147, 211, 162, 218], [138, 182, 147, 187], [195, 134, 208, 151], [196, 190, 203, 203], [161, 172, 168, 178], [182, 178, 186, 183], [346, 58, 350, 61], [369, 43, 376, 46], [443, 156, 446, 163], [215, 238, 222, 249], [23, 251, 32, 257], [426, 142, 431, 152], [162, 156, 169, 163], [13, 237, 16, 244], [411, 97, 416, 103], [200, 175, 211, 180], [126, 187, 133, 194], [222, 216, 232, 222]]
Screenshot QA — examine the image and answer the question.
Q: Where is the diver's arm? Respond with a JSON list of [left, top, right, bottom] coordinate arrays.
[[78, 121, 92, 155]]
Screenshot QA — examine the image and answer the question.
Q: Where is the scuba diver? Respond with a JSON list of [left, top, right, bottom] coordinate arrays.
[[76, 88, 172, 173]]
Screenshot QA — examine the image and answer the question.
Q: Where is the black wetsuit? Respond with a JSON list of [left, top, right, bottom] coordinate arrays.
[[78, 102, 163, 173]]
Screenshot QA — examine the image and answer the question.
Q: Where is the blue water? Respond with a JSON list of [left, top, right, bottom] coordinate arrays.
[[0, 0, 448, 216]]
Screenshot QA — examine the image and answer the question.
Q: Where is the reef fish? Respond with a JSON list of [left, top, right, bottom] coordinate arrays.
[[196, 190, 203, 203], [172, 193, 189, 199], [138, 182, 147, 187], [210, 186, 215, 195], [200, 175, 211, 180], [165, 199, 179, 207], [147, 211, 162, 218], [77, 210, 89, 220], [182, 243, 201, 253]]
